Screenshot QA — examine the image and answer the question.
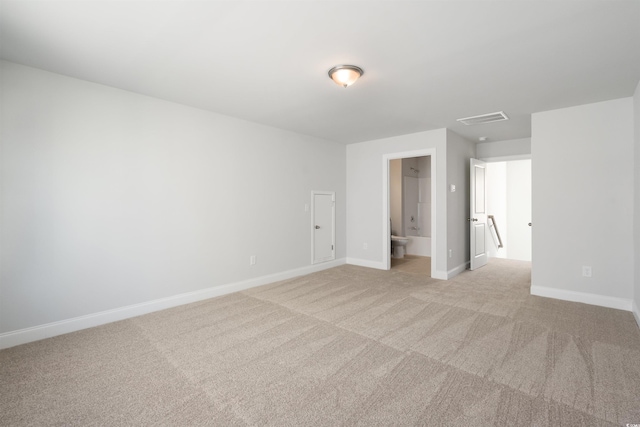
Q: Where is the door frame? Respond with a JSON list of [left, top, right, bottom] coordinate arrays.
[[382, 149, 437, 277], [311, 190, 336, 264]]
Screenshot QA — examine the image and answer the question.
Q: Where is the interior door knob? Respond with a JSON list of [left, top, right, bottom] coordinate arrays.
[[467, 218, 478, 222], [315, 225, 320, 229], [528, 223, 532, 226]]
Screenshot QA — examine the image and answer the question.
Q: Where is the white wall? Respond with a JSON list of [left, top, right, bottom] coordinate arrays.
[[506, 160, 532, 261], [532, 98, 634, 309], [346, 129, 448, 276], [0, 61, 346, 337], [346, 129, 474, 278], [634, 81, 640, 325], [446, 130, 476, 273], [477, 138, 531, 161]]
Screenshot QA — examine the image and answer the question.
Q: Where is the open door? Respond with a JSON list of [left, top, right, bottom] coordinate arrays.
[[470, 159, 488, 270]]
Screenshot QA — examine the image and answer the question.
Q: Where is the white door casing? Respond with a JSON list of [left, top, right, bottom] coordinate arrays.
[[312, 191, 335, 264], [470, 159, 488, 270]]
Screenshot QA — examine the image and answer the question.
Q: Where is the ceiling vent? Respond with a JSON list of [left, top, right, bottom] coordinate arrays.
[[456, 111, 509, 126]]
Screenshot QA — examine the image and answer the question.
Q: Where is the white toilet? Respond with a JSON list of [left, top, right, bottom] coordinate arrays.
[[391, 235, 410, 259]]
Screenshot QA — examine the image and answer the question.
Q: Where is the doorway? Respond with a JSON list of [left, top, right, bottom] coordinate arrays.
[[484, 159, 532, 261], [389, 156, 432, 275], [382, 149, 437, 278]]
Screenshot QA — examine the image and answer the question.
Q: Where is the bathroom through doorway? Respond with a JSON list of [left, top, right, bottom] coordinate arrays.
[[389, 155, 432, 276]]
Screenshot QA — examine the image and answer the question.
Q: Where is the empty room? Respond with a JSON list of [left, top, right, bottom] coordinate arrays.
[[1, 1, 640, 425]]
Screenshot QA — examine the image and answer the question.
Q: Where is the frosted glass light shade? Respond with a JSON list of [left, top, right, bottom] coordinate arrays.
[[328, 65, 364, 88]]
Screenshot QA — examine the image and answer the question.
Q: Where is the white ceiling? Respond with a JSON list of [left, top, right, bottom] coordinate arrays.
[[1, 1, 639, 144]]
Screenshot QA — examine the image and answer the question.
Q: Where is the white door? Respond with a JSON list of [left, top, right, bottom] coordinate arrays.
[[312, 191, 335, 264], [470, 159, 488, 270]]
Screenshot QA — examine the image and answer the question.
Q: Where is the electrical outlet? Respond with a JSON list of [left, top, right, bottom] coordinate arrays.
[[250, 255, 256, 266], [304, 204, 309, 212], [363, 243, 368, 250], [582, 266, 592, 277]]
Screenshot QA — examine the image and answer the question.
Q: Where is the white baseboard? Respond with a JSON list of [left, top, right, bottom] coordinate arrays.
[[346, 257, 385, 270], [633, 300, 640, 330], [432, 270, 448, 280], [530, 285, 633, 312], [446, 261, 470, 279], [0, 258, 346, 350]]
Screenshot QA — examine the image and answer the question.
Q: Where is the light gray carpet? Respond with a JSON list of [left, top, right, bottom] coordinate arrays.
[[1, 259, 640, 426]]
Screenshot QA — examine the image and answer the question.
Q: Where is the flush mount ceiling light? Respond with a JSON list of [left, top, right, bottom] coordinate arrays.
[[328, 65, 364, 88]]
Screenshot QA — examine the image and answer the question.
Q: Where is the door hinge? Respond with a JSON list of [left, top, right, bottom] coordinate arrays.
[[332, 245, 334, 250]]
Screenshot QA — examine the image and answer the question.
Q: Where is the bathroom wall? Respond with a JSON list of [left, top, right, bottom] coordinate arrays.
[[402, 157, 431, 237], [403, 171, 420, 237], [389, 159, 403, 235], [402, 156, 432, 257]]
